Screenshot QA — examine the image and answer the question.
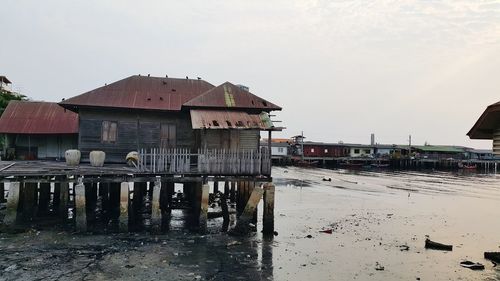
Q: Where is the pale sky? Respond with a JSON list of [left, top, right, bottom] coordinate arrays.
[[2, 1, 500, 149]]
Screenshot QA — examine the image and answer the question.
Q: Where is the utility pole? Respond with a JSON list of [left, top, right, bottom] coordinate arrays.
[[408, 134, 412, 157]]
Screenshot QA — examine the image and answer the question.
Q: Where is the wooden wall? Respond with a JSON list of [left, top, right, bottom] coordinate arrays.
[[78, 109, 195, 163]]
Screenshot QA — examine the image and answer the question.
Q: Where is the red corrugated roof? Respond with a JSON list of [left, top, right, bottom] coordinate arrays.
[[0, 101, 78, 134], [59, 75, 215, 112], [190, 109, 272, 130], [183, 82, 281, 111]]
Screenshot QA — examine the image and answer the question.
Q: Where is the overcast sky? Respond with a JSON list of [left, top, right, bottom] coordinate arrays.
[[2, 1, 500, 148]]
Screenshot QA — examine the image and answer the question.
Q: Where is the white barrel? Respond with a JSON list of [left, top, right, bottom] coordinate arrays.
[[493, 129, 500, 156], [65, 149, 81, 166], [89, 151, 106, 167]]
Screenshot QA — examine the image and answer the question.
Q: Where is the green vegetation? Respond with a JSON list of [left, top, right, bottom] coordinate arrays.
[[0, 89, 27, 116]]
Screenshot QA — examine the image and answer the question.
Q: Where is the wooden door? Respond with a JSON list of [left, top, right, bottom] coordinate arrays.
[[160, 124, 176, 148]]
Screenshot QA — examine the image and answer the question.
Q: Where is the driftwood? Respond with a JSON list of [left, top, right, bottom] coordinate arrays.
[[425, 238, 453, 251], [484, 252, 500, 263]]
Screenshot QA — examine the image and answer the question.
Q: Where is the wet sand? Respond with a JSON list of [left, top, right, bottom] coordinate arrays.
[[1, 167, 500, 280]]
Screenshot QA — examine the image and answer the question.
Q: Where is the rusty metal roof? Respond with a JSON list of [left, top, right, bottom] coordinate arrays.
[[190, 109, 277, 130], [183, 82, 281, 111], [59, 75, 215, 112], [467, 101, 500, 139], [0, 76, 11, 84], [0, 101, 79, 134]]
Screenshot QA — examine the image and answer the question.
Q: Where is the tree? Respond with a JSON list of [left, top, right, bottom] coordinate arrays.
[[0, 89, 28, 116]]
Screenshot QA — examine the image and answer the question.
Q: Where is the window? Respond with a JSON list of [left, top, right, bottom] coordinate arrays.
[[161, 124, 176, 148], [311, 148, 315, 153], [278, 147, 284, 153], [354, 149, 360, 154], [102, 121, 117, 143], [364, 149, 371, 154]]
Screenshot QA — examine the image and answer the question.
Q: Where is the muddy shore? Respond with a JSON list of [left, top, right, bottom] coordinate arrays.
[[1, 167, 499, 281]]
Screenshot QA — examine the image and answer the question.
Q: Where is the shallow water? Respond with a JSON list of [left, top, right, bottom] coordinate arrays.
[[0, 167, 499, 281]]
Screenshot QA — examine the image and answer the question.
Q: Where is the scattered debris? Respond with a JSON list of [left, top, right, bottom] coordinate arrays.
[[425, 238, 452, 251], [484, 252, 500, 263], [319, 229, 333, 234], [322, 177, 332, 182], [306, 235, 313, 239], [4, 264, 17, 272], [399, 245, 410, 251], [375, 262, 385, 271], [226, 241, 242, 247], [460, 261, 485, 270], [273, 231, 279, 236]]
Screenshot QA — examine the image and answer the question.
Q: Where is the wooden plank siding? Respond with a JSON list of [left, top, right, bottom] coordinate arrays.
[[78, 109, 195, 163]]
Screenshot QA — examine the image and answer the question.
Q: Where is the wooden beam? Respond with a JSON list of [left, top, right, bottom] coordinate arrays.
[[151, 180, 161, 232], [262, 183, 275, 235], [74, 180, 87, 232], [231, 185, 264, 235], [119, 182, 130, 232], [4, 182, 21, 225]]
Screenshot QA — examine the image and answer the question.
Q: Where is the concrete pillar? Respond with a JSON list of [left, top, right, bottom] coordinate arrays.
[[151, 180, 162, 232], [263, 183, 275, 235], [4, 182, 21, 225], [119, 182, 130, 232], [199, 183, 209, 232], [74, 180, 87, 232]]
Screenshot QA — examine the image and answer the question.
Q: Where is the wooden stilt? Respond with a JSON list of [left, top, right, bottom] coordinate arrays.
[[108, 182, 121, 220], [0, 182, 5, 203], [133, 182, 146, 225], [4, 182, 21, 225], [232, 185, 264, 235], [230, 181, 236, 203], [199, 183, 209, 232], [213, 181, 219, 194], [249, 181, 258, 226], [262, 183, 275, 235], [221, 192, 230, 232], [53, 181, 61, 213], [119, 182, 130, 232], [99, 182, 110, 222], [224, 181, 230, 196], [23, 182, 37, 222], [74, 180, 87, 232], [38, 182, 51, 216], [58, 181, 70, 220], [151, 180, 161, 232], [85, 182, 97, 227]]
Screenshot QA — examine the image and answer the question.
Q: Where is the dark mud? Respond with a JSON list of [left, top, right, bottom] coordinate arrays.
[[1, 167, 500, 280]]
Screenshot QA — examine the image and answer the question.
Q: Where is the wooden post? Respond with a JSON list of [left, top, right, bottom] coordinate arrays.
[[133, 182, 146, 225], [119, 182, 130, 232], [249, 181, 258, 226], [199, 183, 209, 232], [151, 180, 161, 232], [74, 179, 87, 232], [58, 181, 70, 221], [99, 182, 110, 222], [213, 180, 219, 194], [85, 182, 97, 227], [53, 181, 61, 213], [0, 182, 5, 203], [263, 183, 275, 235], [230, 181, 236, 203], [38, 182, 51, 216], [23, 182, 37, 222], [232, 185, 264, 235], [224, 181, 230, 196], [4, 182, 21, 225], [108, 182, 121, 220]]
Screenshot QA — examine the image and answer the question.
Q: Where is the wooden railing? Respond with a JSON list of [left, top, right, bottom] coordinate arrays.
[[138, 148, 271, 176]]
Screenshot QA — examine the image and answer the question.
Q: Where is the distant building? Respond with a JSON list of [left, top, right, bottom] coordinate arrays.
[[411, 145, 465, 160], [0, 101, 79, 160], [345, 144, 374, 158], [467, 101, 500, 156], [0, 76, 12, 92]]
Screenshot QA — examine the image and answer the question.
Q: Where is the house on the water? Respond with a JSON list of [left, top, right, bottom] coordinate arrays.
[[467, 101, 500, 156], [0, 101, 78, 160]]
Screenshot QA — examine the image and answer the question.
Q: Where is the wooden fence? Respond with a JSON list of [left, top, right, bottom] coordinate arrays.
[[138, 148, 271, 176]]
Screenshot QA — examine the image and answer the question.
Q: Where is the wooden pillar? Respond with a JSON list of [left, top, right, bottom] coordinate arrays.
[[213, 180, 219, 194], [99, 182, 110, 222], [249, 181, 258, 226], [74, 180, 87, 232], [53, 181, 61, 213], [236, 181, 245, 215], [262, 183, 275, 235], [133, 182, 146, 224], [151, 180, 161, 232], [224, 181, 230, 196], [23, 182, 37, 222], [230, 181, 236, 203], [0, 182, 5, 203], [85, 182, 97, 226], [108, 182, 121, 220], [199, 183, 209, 232], [4, 182, 21, 225], [38, 182, 51, 216], [58, 181, 70, 220], [119, 182, 130, 232], [232, 185, 264, 235]]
